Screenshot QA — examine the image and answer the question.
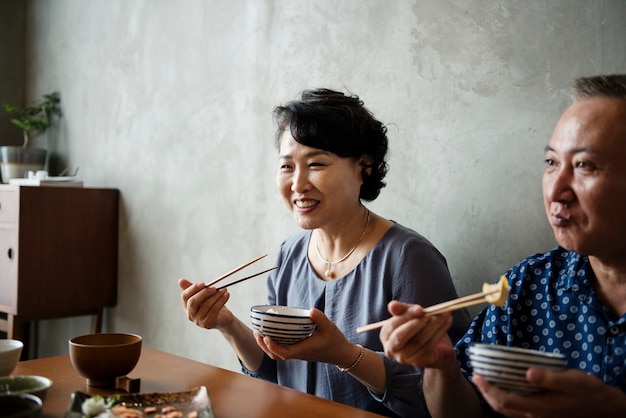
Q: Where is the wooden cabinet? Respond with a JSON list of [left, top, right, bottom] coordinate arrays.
[[0, 185, 119, 358]]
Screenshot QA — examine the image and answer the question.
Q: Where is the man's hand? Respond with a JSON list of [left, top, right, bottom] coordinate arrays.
[[474, 367, 626, 418]]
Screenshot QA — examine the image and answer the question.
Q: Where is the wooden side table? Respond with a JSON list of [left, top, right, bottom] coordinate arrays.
[[0, 185, 119, 359]]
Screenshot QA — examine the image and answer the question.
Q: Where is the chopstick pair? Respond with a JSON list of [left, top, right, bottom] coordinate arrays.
[[206, 254, 278, 290], [356, 288, 501, 333]]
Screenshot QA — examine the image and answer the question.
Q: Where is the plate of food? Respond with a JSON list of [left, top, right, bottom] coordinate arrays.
[[65, 386, 215, 418]]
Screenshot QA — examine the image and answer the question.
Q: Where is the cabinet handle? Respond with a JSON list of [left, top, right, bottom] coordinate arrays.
[[7, 248, 13, 260]]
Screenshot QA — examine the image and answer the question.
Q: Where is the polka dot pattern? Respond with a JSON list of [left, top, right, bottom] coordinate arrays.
[[455, 247, 626, 391]]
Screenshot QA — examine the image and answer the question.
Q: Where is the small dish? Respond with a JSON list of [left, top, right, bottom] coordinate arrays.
[[0, 393, 42, 418], [0, 375, 52, 401]]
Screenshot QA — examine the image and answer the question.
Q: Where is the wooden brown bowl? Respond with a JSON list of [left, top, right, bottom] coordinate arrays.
[[69, 333, 142, 388]]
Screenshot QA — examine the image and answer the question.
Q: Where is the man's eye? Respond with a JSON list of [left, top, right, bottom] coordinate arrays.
[[544, 158, 556, 167], [575, 160, 594, 169]]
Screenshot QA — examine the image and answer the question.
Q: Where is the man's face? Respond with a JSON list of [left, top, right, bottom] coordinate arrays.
[[542, 97, 626, 259]]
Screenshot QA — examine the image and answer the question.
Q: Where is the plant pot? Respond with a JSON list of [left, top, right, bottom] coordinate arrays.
[[0, 146, 47, 183]]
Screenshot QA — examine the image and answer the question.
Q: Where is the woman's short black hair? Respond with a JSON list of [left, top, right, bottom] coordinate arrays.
[[273, 88, 389, 201]]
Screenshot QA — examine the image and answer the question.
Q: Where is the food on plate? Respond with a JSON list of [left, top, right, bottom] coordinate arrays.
[[81, 395, 119, 417], [80, 395, 198, 417]]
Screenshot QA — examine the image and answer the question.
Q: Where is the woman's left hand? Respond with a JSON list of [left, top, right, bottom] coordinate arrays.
[[253, 308, 357, 366]]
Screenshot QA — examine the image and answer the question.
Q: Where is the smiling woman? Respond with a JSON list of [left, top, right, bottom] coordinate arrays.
[[179, 88, 471, 417]]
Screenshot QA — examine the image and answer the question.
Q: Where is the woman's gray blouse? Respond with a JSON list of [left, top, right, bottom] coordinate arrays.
[[242, 223, 470, 417]]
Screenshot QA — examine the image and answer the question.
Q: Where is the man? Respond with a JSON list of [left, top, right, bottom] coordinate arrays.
[[379, 74, 626, 418]]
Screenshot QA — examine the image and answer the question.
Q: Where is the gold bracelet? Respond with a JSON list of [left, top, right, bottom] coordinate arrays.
[[337, 344, 364, 373]]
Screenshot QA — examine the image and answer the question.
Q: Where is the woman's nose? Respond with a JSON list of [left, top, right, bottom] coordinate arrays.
[[291, 168, 310, 193]]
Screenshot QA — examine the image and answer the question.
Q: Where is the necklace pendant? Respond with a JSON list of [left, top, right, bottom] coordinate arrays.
[[314, 208, 370, 281]]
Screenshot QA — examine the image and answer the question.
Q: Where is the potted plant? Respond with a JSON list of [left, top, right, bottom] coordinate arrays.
[[1, 91, 62, 183]]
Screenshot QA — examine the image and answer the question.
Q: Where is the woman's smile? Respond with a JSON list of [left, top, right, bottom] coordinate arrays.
[[294, 199, 318, 209]]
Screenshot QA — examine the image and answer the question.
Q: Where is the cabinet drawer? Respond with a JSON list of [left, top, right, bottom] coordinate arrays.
[[0, 227, 17, 314], [0, 190, 18, 223]]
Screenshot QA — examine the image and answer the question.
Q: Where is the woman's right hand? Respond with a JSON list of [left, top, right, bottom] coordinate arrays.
[[178, 278, 234, 330]]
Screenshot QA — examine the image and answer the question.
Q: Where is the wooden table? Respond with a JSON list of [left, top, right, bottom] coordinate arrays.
[[13, 347, 385, 417]]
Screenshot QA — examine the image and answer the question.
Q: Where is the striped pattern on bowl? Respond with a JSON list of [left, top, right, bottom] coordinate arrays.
[[469, 343, 566, 395], [250, 305, 315, 345]]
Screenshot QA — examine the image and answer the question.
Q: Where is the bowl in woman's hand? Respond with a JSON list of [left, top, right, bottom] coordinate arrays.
[[0, 339, 23, 376], [250, 305, 315, 345], [68, 333, 142, 388], [468, 343, 566, 394]]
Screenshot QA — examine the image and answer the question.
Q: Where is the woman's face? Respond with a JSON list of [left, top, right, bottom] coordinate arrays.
[[542, 97, 626, 258], [276, 129, 364, 230]]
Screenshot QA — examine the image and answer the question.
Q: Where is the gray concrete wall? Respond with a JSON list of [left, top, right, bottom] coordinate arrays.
[[17, 0, 626, 372]]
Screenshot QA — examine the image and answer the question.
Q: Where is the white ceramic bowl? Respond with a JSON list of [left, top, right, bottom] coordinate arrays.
[[250, 305, 315, 345], [469, 343, 566, 394], [0, 339, 23, 376]]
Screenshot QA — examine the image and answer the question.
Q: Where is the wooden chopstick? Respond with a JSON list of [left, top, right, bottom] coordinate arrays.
[[206, 254, 268, 287], [355, 288, 499, 334], [216, 266, 279, 290], [355, 319, 392, 334], [422, 288, 498, 315]]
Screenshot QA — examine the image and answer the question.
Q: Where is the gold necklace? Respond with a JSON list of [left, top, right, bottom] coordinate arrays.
[[314, 208, 371, 279]]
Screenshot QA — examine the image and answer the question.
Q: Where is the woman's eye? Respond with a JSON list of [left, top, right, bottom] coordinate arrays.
[[544, 158, 556, 167], [279, 164, 293, 170], [308, 161, 326, 168]]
